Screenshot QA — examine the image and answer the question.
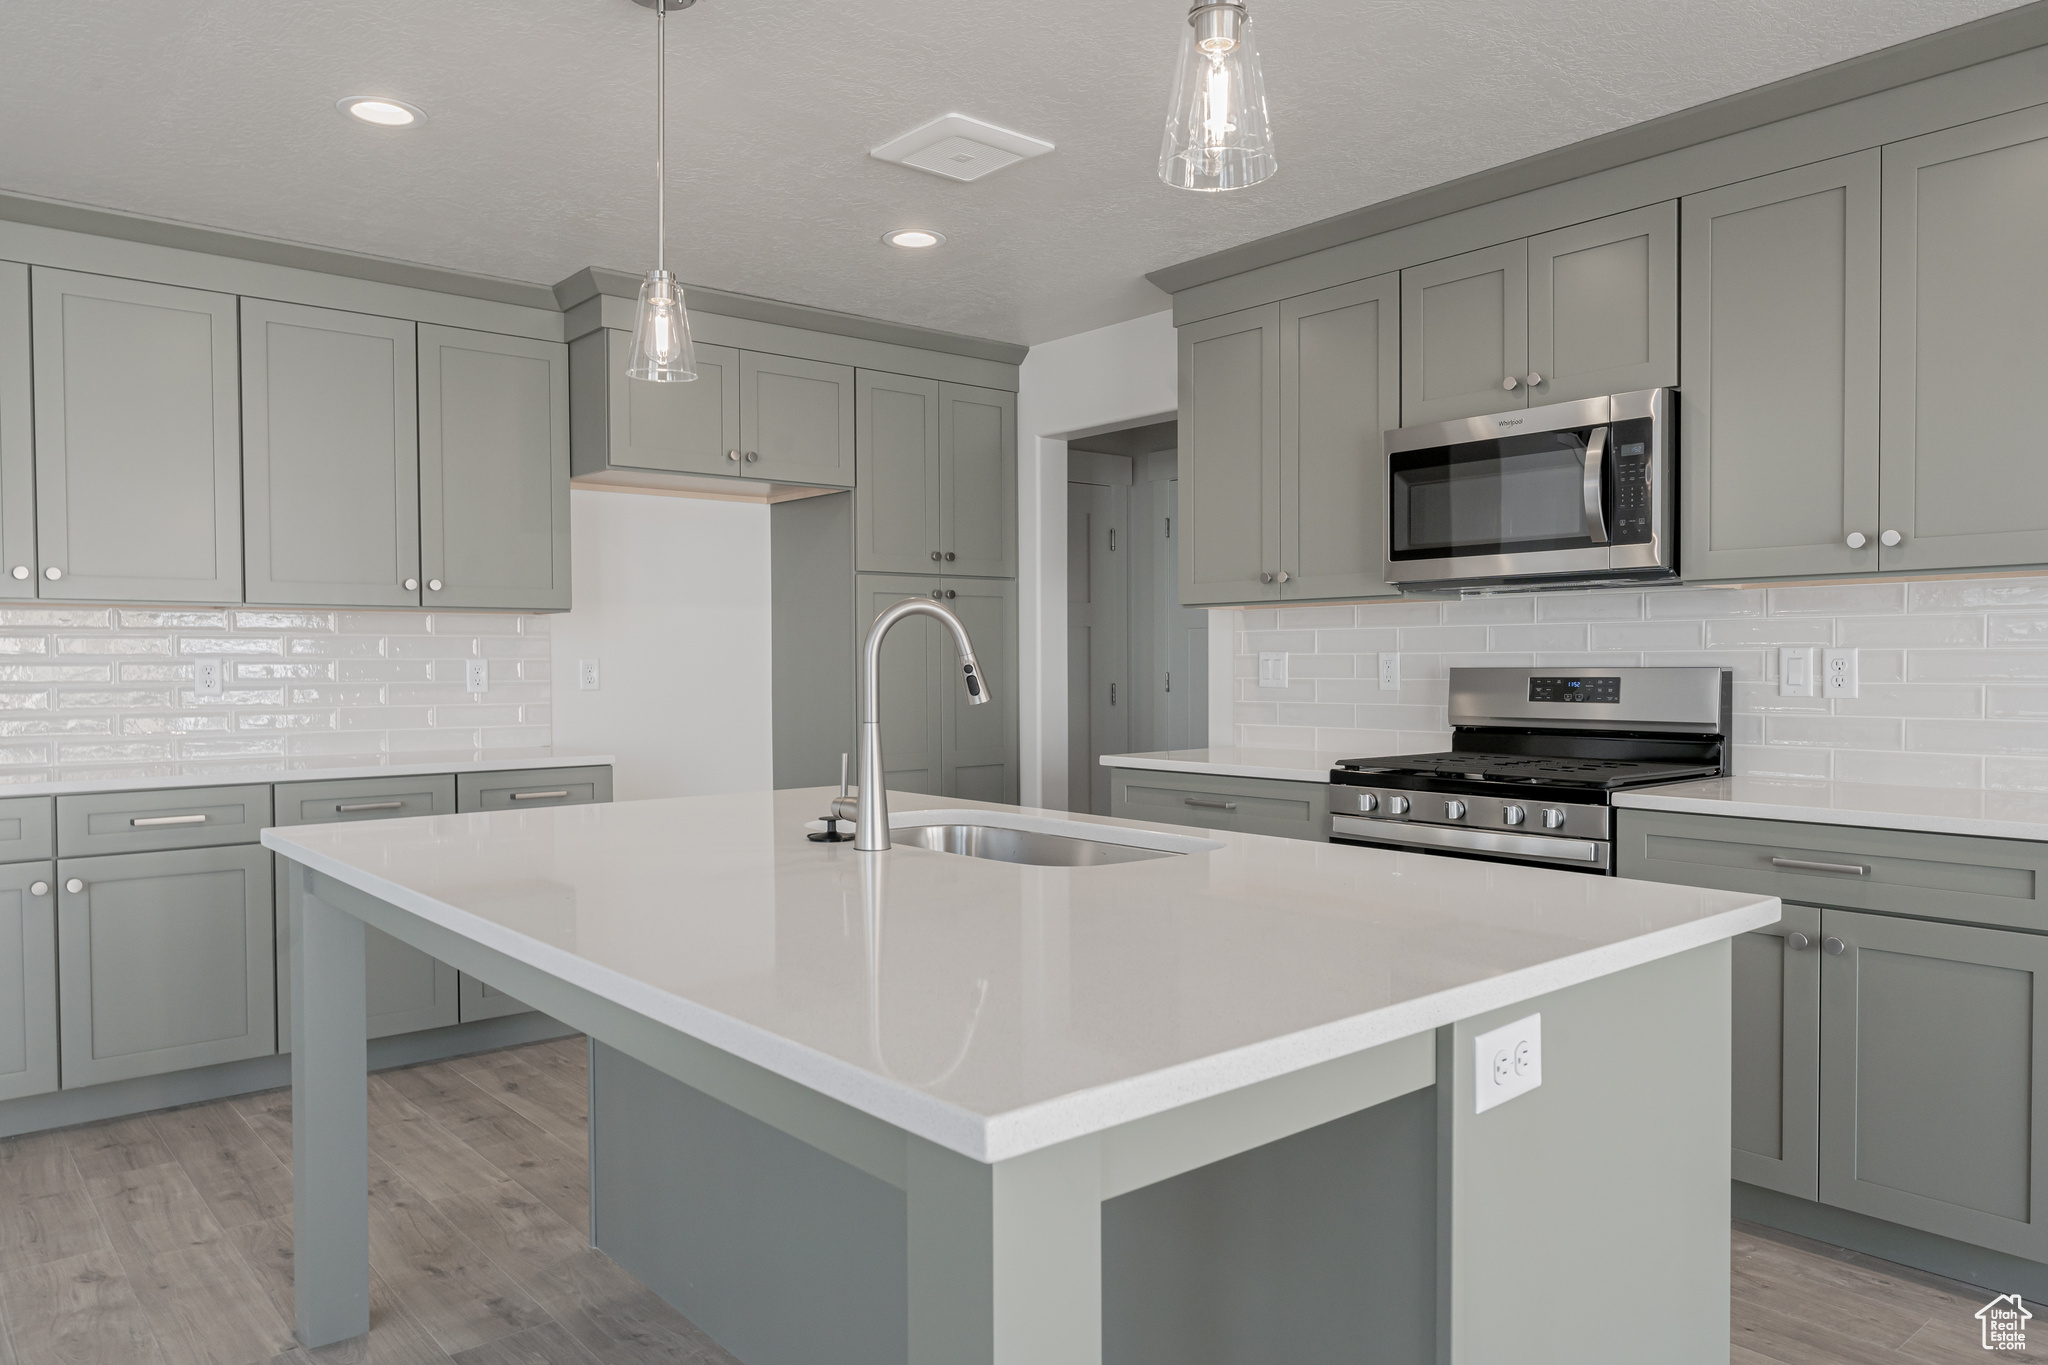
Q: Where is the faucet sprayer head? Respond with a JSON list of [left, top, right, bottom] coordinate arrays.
[[960, 655, 990, 705]]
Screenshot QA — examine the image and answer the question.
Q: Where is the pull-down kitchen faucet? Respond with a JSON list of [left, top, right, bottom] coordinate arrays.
[[832, 597, 989, 852]]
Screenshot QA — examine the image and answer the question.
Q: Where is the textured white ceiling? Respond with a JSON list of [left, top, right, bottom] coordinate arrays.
[[0, 0, 2022, 344]]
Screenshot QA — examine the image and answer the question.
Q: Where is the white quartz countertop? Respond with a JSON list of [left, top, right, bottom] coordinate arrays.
[[1099, 747, 1360, 783], [264, 788, 1777, 1163], [1613, 776, 2048, 843], [0, 750, 615, 799]]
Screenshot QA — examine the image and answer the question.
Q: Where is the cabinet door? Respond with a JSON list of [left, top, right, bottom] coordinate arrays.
[[607, 331, 742, 477], [0, 862, 56, 1102], [1178, 304, 1280, 606], [242, 299, 420, 607], [857, 575, 942, 795], [30, 268, 241, 603], [1819, 908, 2048, 1262], [940, 578, 1018, 804], [938, 383, 1017, 578], [0, 263, 35, 598], [1528, 201, 1677, 405], [1681, 153, 1881, 580], [419, 324, 571, 611], [741, 353, 855, 488], [1280, 274, 1400, 602], [1881, 106, 2048, 573], [1400, 240, 1529, 425], [1731, 902, 1821, 1200], [855, 371, 939, 573], [58, 845, 276, 1088]]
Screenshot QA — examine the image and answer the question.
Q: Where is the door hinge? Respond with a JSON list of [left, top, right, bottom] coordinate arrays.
[[1165, 671, 1171, 693], [1110, 682, 1117, 705], [1108, 528, 1116, 552]]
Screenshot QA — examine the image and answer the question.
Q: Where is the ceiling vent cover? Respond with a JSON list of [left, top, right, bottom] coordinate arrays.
[[871, 114, 1053, 183]]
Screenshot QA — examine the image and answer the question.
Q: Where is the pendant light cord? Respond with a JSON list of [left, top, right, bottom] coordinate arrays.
[[655, 0, 665, 274]]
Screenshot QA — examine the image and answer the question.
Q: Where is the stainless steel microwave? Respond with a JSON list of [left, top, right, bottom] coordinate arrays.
[[1384, 387, 1675, 590]]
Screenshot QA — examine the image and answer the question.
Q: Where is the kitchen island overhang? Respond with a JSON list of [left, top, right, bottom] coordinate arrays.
[[265, 787, 1779, 1364]]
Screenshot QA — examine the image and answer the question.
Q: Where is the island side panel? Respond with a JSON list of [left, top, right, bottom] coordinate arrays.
[[1438, 939, 1733, 1365]]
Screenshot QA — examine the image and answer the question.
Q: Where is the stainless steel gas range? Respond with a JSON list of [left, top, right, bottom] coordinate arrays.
[[1328, 666, 1732, 874]]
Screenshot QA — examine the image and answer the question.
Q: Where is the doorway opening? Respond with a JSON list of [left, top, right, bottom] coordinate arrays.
[[1067, 420, 1208, 814]]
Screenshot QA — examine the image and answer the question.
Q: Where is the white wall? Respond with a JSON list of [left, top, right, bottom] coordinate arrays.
[[550, 488, 774, 801], [1016, 309, 1177, 808]]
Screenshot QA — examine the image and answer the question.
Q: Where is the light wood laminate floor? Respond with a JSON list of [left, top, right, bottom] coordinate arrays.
[[0, 1036, 2028, 1363]]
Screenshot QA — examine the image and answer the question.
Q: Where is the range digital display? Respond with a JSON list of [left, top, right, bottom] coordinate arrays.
[[1529, 676, 1621, 704]]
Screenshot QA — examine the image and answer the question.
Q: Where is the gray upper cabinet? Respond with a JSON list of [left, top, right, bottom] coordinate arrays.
[[0, 263, 34, 599], [1400, 240, 1528, 425], [1527, 201, 1677, 405], [741, 352, 855, 488], [1730, 902, 1821, 1201], [938, 383, 1016, 578], [584, 329, 743, 478], [938, 577, 1018, 803], [1880, 105, 2048, 575], [1279, 274, 1400, 601], [241, 299, 421, 608], [1681, 152, 1881, 581], [30, 268, 242, 603], [856, 371, 940, 574], [0, 862, 57, 1102], [419, 324, 572, 611], [1179, 303, 1281, 606]]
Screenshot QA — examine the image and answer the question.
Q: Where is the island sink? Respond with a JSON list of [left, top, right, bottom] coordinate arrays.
[[895, 820, 1180, 867]]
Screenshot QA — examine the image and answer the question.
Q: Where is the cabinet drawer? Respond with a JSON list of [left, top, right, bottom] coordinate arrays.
[[274, 774, 456, 827], [1616, 809, 2048, 933], [1110, 768, 1329, 842], [0, 797, 54, 864], [57, 784, 272, 856], [456, 766, 613, 813]]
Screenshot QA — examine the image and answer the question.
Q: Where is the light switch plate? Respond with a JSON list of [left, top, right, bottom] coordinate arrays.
[[1258, 652, 1289, 689], [465, 659, 490, 695], [194, 658, 223, 699], [1473, 1013, 1542, 1114], [1379, 653, 1400, 691], [1822, 647, 1858, 699], [1777, 646, 1817, 697], [578, 659, 601, 691]]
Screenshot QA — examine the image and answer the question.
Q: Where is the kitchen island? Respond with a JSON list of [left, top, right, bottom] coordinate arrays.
[[265, 787, 1778, 1365]]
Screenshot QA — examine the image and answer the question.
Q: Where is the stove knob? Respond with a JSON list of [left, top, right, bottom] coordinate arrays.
[[1503, 805, 1526, 826], [1387, 795, 1411, 816], [1541, 808, 1567, 830], [1444, 799, 1467, 820], [1358, 793, 1379, 813]]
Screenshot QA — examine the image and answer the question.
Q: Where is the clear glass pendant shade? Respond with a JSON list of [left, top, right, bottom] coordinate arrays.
[[1158, 2, 1276, 192], [626, 269, 696, 381]]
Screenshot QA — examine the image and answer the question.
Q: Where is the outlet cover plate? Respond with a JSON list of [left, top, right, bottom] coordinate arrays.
[[465, 659, 489, 694], [1379, 653, 1401, 691], [194, 658, 223, 699], [578, 659, 601, 691], [1473, 1013, 1543, 1114], [1822, 647, 1858, 698]]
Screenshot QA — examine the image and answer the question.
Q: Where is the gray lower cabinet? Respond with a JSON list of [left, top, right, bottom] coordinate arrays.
[[1178, 304, 1281, 606], [740, 352, 854, 488], [855, 575, 1017, 802], [1681, 151, 1882, 580], [1109, 768, 1328, 842], [30, 268, 243, 604], [419, 323, 572, 611], [241, 299, 421, 608], [1400, 240, 1528, 426], [0, 262, 33, 599], [0, 862, 57, 1102], [57, 844, 276, 1088], [1731, 902, 1821, 1200]]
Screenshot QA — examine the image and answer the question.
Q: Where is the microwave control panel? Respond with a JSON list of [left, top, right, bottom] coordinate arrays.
[[1609, 418, 1654, 544]]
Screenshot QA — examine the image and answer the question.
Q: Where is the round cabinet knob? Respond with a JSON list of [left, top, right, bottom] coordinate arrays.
[[1502, 805, 1526, 826], [1260, 572, 1275, 583], [1359, 793, 1379, 813], [8, 566, 25, 581], [1823, 936, 1847, 956], [1387, 795, 1411, 816], [1502, 376, 1519, 391], [427, 579, 442, 592], [1844, 532, 1867, 549], [1786, 932, 1811, 951], [929, 589, 942, 600], [943, 551, 956, 562], [1444, 799, 1467, 820], [28, 881, 46, 897], [64, 879, 83, 894], [403, 578, 419, 591], [1541, 807, 1566, 829], [1526, 372, 1543, 387], [727, 450, 741, 462], [930, 551, 941, 562], [943, 589, 956, 600], [744, 451, 759, 463], [1880, 529, 1902, 547], [44, 567, 61, 581], [1274, 570, 1291, 583]]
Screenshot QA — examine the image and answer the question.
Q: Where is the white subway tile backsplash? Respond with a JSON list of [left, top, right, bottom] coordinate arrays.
[[1836, 684, 1983, 718], [1767, 583, 1905, 616], [1987, 756, 2048, 791], [1910, 579, 2048, 611], [1988, 686, 2048, 719], [1396, 625, 1490, 652], [1313, 627, 1400, 654], [1489, 624, 1589, 652], [1831, 750, 1984, 789], [1988, 612, 2048, 646], [1835, 615, 1984, 648], [1587, 621, 1704, 651], [1908, 718, 2048, 755], [1535, 592, 1643, 621], [1644, 587, 1764, 619], [1441, 596, 1535, 624]]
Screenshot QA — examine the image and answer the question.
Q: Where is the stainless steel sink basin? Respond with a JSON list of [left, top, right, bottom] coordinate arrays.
[[894, 822, 1181, 867]]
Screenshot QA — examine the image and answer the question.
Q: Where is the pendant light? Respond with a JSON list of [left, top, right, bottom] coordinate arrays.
[[626, 0, 697, 382], [1158, 2, 1276, 192]]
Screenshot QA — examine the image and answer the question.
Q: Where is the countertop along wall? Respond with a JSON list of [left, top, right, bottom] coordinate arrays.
[[1226, 576, 2048, 791]]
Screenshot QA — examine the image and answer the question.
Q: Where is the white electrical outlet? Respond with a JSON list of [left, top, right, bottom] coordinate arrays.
[[194, 658, 224, 699], [1473, 1013, 1543, 1114], [1258, 652, 1289, 689], [1777, 646, 1817, 697], [1822, 647, 1858, 699], [1378, 652, 1400, 691], [578, 658, 601, 691], [465, 659, 490, 694]]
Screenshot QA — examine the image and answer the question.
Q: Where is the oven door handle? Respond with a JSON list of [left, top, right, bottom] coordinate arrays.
[[1582, 425, 1609, 545], [1332, 814, 1604, 864]]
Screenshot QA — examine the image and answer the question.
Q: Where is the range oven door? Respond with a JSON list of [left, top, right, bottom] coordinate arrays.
[[1384, 388, 1671, 589], [1330, 813, 1614, 874]]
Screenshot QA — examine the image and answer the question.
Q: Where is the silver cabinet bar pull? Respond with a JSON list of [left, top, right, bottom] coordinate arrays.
[[510, 790, 571, 801], [132, 813, 207, 827], [1184, 797, 1237, 811], [336, 801, 405, 813], [1770, 857, 1867, 876]]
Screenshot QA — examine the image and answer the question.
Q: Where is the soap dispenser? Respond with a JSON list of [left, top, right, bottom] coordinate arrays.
[[809, 753, 855, 843]]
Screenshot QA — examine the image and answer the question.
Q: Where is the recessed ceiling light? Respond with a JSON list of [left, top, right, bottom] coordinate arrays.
[[883, 229, 946, 249], [337, 96, 425, 128]]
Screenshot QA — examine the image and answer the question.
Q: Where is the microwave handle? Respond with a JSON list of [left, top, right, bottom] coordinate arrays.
[[1582, 425, 1609, 545]]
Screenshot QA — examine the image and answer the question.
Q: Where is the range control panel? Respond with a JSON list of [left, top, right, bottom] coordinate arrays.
[[1528, 676, 1620, 704]]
